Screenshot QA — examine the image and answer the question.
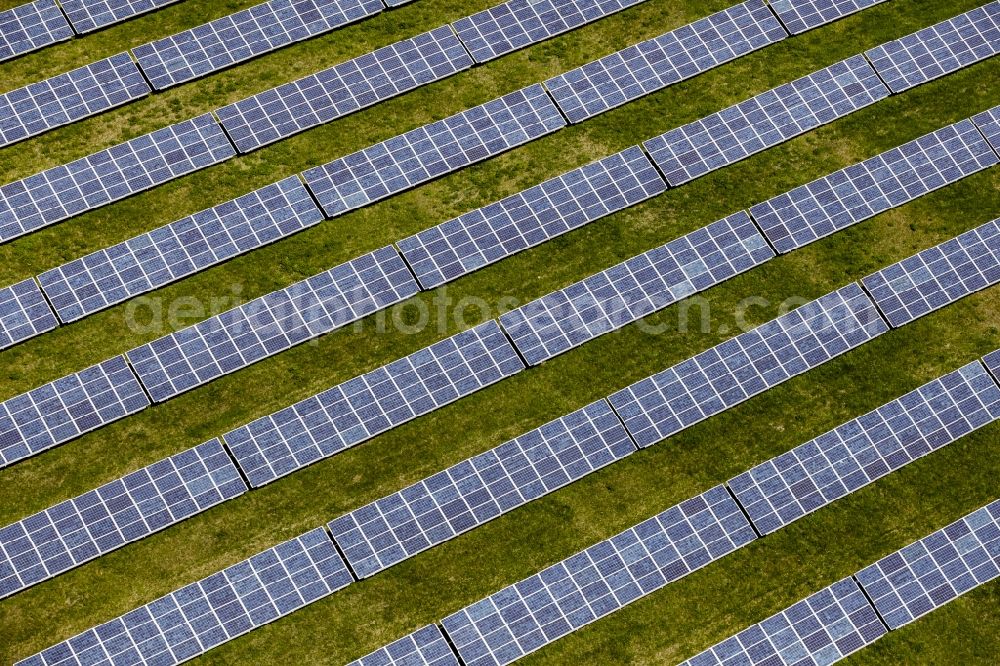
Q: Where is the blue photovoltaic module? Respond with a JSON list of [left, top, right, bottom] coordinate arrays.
[[499, 211, 774, 365], [750, 119, 998, 254], [678, 578, 887, 665], [216, 25, 474, 153], [397, 146, 666, 290], [17, 528, 354, 666], [769, 0, 890, 35], [865, 3, 1000, 93], [346, 625, 460, 666], [643, 54, 889, 186], [59, 0, 182, 34], [0, 0, 73, 63], [729, 361, 1000, 535], [862, 218, 1000, 328], [38, 176, 324, 322], [608, 283, 889, 448], [127, 246, 418, 402], [302, 84, 566, 217], [329, 399, 635, 577], [543, 0, 787, 123], [0, 114, 237, 244], [0, 438, 246, 599], [441, 485, 757, 666], [0, 356, 150, 468], [0, 278, 57, 351], [453, 0, 647, 64], [131, 0, 384, 90], [0, 52, 150, 148], [225, 320, 525, 487], [856, 499, 1000, 629]]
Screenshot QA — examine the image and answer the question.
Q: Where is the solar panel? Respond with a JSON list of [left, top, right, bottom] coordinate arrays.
[[59, 0, 181, 34], [855, 499, 1000, 629], [984, 349, 1000, 383], [216, 25, 474, 153], [224, 319, 525, 487], [0, 438, 246, 600], [0, 114, 237, 244], [440, 485, 757, 666], [0, 356, 150, 469], [862, 218, 1000, 328], [16, 527, 354, 666], [127, 246, 418, 403], [972, 103, 1000, 154], [608, 283, 889, 448], [132, 0, 385, 90], [750, 119, 999, 254], [0, 0, 73, 64], [302, 83, 566, 217], [37, 176, 324, 323], [769, 0, 890, 35], [397, 146, 666, 290], [499, 211, 774, 366], [0, 278, 57, 351], [644, 55, 889, 186], [864, 3, 1000, 94], [729, 361, 1000, 536], [452, 0, 647, 64], [543, 0, 787, 123], [0, 52, 150, 149], [329, 399, 635, 578], [347, 625, 460, 666], [678, 577, 887, 666]]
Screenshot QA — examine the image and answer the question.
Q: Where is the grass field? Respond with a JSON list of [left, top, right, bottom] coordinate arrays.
[[1, 0, 999, 663]]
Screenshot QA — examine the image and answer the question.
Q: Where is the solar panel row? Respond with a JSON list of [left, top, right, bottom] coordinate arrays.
[[59, 0, 181, 34], [0, 113, 237, 244], [644, 54, 889, 186], [865, 2, 1000, 94], [862, 217, 1000, 328], [397, 146, 666, 290], [37, 176, 324, 323], [0, 52, 150, 149], [132, 0, 385, 90], [730, 360, 1000, 535], [0, 438, 246, 600], [453, 0, 647, 64], [328, 399, 635, 577], [127, 245, 418, 403], [856, 499, 1000, 630], [224, 319, 524, 487], [543, 0, 788, 123], [347, 625, 459, 666], [769, 0, 890, 35], [441, 485, 757, 666], [0, 278, 57, 351], [750, 118, 999, 254], [608, 283, 889, 448], [972, 103, 1000, 154], [216, 25, 474, 153], [15, 528, 354, 666], [302, 83, 566, 217], [0, 356, 149, 469], [498, 211, 774, 366], [0, 0, 72, 64], [678, 577, 887, 666]]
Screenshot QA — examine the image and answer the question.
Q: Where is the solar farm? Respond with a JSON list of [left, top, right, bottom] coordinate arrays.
[[1, 0, 999, 663]]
